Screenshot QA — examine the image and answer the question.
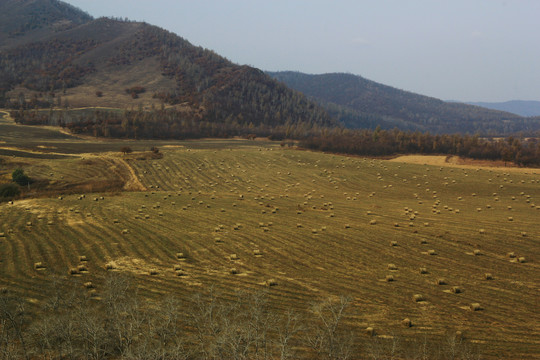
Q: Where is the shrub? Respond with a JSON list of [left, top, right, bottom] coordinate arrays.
[[0, 183, 20, 198], [12, 168, 32, 186]]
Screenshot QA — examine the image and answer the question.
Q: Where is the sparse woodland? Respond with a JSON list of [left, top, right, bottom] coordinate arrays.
[[0, 273, 481, 360]]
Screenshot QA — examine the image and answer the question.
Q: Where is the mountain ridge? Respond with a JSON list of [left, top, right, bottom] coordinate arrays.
[[0, 0, 335, 136], [268, 71, 540, 135]]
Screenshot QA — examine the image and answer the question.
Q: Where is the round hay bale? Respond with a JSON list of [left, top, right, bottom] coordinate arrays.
[[484, 273, 493, 280], [390, 241, 398, 247], [387, 263, 398, 270], [385, 275, 394, 282], [34, 262, 45, 270], [507, 252, 516, 258], [473, 249, 481, 256], [517, 257, 526, 263], [176, 252, 185, 259], [265, 279, 278, 287], [436, 278, 446, 285], [69, 268, 79, 275], [413, 294, 424, 302], [470, 303, 482, 311], [370, 219, 377, 225], [176, 270, 186, 277], [230, 254, 239, 261], [365, 327, 375, 337], [84, 282, 94, 289], [230, 268, 238, 275], [428, 249, 437, 255], [402, 318, 412, 328], [419, 267, 428, 274], [451, 286, 462, 294], [149, 269, 158, 275]]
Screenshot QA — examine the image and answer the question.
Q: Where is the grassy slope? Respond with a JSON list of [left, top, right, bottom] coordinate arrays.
[[1, 141, 539, 358]]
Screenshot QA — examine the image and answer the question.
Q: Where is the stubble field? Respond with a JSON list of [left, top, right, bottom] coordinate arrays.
[[1, 113, 539, 358]]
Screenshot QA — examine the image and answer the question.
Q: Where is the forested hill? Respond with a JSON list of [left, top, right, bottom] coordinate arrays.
[[268, 71, 540, 135], [0, 0, 335, 136]]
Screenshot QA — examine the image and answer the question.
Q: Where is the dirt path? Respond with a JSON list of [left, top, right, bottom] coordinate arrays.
[[85, 153, 146, 191], [389, 155, 539, 174]]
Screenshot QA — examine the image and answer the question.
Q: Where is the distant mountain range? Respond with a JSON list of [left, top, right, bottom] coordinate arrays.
[[465, 100, 540, 117], [1, 0, 539, 136]]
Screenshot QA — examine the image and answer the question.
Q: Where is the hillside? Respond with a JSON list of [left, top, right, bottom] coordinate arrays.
[[268, 71, 540, 135], [466, 100, 540, 117], [0, 0, 334, 134]]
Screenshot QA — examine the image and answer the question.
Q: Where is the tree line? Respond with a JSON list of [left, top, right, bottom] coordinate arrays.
[[11, 106, 540, 167], [300, 127, 540, 167], [0, 273, 481, 360]]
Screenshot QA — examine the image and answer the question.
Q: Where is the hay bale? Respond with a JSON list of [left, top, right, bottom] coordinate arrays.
[[479, 229, 486, 234], [149, 269, 158, 275], [79, 255, 88, 262], [253, 249, 262, 256], [507, 252, 516, 258], [84, 282, 94, 289], [484, 273, 493, 280], [77, 264, 87, 272], [0, 232, 5, 237], [176, 252, 185, 259], [413, 294, 424, 302], [365, 327, 375, 337], [427, 249, 437, 255], [470, 303, 482, 311], [230, 254, 238, 261], [385, 275, 394, 282], [402, 318, 412, 328], [387, 263, 398, 270], [370, 219, 377, 225], [265, 279, 278, 287], [176, 270, 186, 277], [419, 267, 428, 274], [230, 268, 238, 275], [105, 263, 115, 270], [451, 286, 462, 294], [34, 262, 45, 270], [517, 257, 526, 263], [473, 249, 482, 256], [390, 241, 398, 247], [436, 278, 446, 285], [69, 268, 79, 275]]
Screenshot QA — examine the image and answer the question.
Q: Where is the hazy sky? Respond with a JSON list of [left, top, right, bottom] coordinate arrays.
[[64, 0, 540, 102]]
